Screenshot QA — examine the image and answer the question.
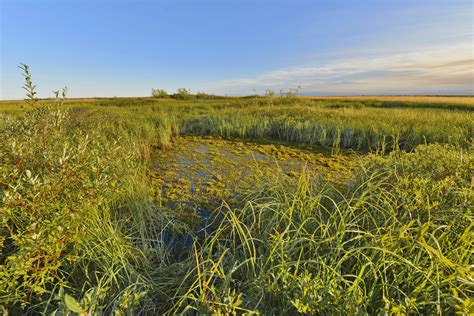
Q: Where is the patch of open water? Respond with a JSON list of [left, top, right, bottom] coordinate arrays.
[[149, 135, 355, 257]]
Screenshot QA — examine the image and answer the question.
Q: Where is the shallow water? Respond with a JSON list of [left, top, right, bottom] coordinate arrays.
[[149, 135, 355, 256], [150, 136, 353, 213]]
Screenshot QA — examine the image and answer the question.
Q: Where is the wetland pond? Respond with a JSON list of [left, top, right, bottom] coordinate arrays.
[[148, 136, 355, 254]]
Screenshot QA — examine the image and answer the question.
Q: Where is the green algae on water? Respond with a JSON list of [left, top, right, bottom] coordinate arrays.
[[149, 136, 355, 217]]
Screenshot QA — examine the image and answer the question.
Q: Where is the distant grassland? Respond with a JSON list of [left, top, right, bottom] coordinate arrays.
[[306, 95, 474, 104], [306, 95, 474, 111], [1, 94, 473, 108]]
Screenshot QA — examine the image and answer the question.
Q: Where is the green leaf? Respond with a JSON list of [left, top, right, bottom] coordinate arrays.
[[64, 294, 86, 313], [50, 309, 65, 316]]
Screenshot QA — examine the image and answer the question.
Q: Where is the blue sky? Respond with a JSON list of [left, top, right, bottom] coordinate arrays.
[[1, 0, 473, 99]]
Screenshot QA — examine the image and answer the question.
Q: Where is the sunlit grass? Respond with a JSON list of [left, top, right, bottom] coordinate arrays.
[[1, 89, 473, 314]]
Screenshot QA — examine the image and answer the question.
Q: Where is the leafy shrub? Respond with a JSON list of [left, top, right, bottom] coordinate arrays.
[[171, 88, 194, 100], [151, 88, 168, 98], [0, 66, 162, 313], [0, 106, 156, 313], [195, 92, 212, 99]]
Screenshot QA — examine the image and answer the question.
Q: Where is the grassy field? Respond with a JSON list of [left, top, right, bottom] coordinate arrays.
[[306, 95, 474, 107], [1, 93, 473, 314]]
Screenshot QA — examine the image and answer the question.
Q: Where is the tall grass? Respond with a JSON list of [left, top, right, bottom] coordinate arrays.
[[169, 144, 473, 314], [181, 104, 473, 151], [1, 74, 473, 314]]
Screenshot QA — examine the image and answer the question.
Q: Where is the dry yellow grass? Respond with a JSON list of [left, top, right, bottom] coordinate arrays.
[[1, 95, 473, 110], [2, 95, 473, 104], [304, 95, 474, 105]]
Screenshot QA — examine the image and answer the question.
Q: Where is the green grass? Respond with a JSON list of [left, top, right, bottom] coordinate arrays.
[[0, 95, 473, 314], [170, 144, 472, 314], [5, 95, 468, 151], [180, 104, 473, 151]]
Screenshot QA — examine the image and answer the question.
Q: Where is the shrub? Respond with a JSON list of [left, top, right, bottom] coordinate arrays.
[[195, 92, 213, 100], [151, 88, 168, 98], [171, 88, 194, 100]]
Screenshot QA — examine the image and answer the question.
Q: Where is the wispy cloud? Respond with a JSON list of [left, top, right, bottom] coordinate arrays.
[[200, 42, 474, 95]]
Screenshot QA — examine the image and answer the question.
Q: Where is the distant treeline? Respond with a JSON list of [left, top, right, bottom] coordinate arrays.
[[151, 87, 302, 100], [151, 88, 224, 100]]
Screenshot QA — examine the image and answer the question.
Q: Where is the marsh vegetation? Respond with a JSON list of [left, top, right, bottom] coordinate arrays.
[[0, 69, 473, 314]]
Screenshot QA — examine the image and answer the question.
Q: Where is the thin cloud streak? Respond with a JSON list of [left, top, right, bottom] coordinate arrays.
[[200, 43, 474, 95]]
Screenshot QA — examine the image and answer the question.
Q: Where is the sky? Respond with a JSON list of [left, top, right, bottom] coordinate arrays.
[[1, 0, 473, 99]]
